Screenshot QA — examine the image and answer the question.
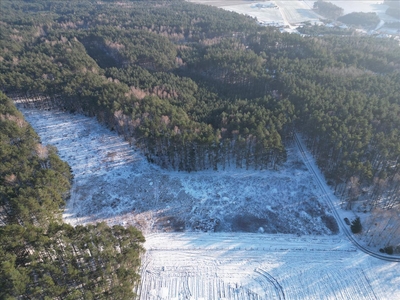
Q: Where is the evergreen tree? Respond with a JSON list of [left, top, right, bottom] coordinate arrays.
[[351, 217, 362, 234]]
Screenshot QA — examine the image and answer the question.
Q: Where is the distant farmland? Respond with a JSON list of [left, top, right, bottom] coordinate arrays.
[[188, 0, 398, 30]]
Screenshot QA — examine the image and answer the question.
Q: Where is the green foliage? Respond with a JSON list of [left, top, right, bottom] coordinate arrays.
[[385, 7, 400, 19], [338, 12, 380, 27], [313, 1, 344, 20], [79, 29, 178, 70], [351, 217, 362, 234], [384, 245, 394, 254], [0, 92, 145, 299], [0, 92, 71, 226], [0, 0, 399, 204], [0, 223, 144, 299], [0, 0, 289, 171], [385, 0, 400, 19], [298, 24, 352, 36]]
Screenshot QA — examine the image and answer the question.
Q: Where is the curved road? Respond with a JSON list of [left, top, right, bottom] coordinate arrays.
[[294, 133, 400, 262]]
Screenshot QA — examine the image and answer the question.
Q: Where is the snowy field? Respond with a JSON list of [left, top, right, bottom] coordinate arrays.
[[275, 0, 322, 25], [16, 105, 400, 299], [139, 233, 399, 299], [305, 0, 398, 22], [188, 0, 399, 33], [188, 0, 323, 27]]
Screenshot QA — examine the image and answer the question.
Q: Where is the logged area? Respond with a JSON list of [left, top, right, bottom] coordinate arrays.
[[18, 105, 337, 236]]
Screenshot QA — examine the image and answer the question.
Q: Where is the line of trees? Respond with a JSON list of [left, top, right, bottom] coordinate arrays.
[[338, 12, 380, 28], [313, 1, 344, 20], [384, 0, 400, 20]]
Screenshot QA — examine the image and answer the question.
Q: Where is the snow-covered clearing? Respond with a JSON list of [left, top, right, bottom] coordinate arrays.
[[189, 0, 400, 35], [217, 2, 287, 27], [304, 0, 398, 22], [275, 0, 321, 25], [187, 0, 323, 28], [16, 105, 400, 299], [18, 106, 338, 236]]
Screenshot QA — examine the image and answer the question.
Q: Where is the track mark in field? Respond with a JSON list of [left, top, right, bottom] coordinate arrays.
[[182, 273, 192, 299], [255, 268, 285, 300], [139, 262, 269, 299], [361, 270, 378, 300]]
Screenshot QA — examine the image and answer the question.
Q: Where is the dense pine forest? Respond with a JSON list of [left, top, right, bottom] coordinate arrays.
[[1, 0, 400, 286], [0, 92, 145, 298], [1, 0, 400, 209]]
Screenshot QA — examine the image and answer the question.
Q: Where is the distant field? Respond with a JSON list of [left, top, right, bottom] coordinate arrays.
[[223, 2, 285, 26], [305, 0, 398, 22], [187, 0, 323, 26], [188, 0, 399, 28], [275, 0, 321, 24]]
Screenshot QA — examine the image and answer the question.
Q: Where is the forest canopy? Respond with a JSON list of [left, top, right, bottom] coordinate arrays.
[[313, 0, 344, 20], [385, 0, 400, 19], [1, 0, 400, 245], [0, 91, 145, 299], [337, 12, 380, 27]]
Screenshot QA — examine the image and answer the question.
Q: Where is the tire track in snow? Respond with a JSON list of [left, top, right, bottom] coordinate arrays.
[[255, 268, 285, 300]]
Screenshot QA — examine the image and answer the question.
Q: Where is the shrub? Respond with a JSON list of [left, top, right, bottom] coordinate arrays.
[[338, 12, 380, 27], [350, 217, 362, 233], [384, 246, 394, 255]]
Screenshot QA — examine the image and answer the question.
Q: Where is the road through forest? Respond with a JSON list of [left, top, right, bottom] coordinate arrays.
[[294, 133, 400, 262]]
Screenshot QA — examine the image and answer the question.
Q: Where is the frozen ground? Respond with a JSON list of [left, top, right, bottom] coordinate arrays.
[[188, 0, 323, 28], [18, 106, 338, 236], [16, 105, 400, 299], [188, 0, 400, 35], [139, 233, 399, 299], [306, 0, 398, 22], [275, 0, 322, 25]]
